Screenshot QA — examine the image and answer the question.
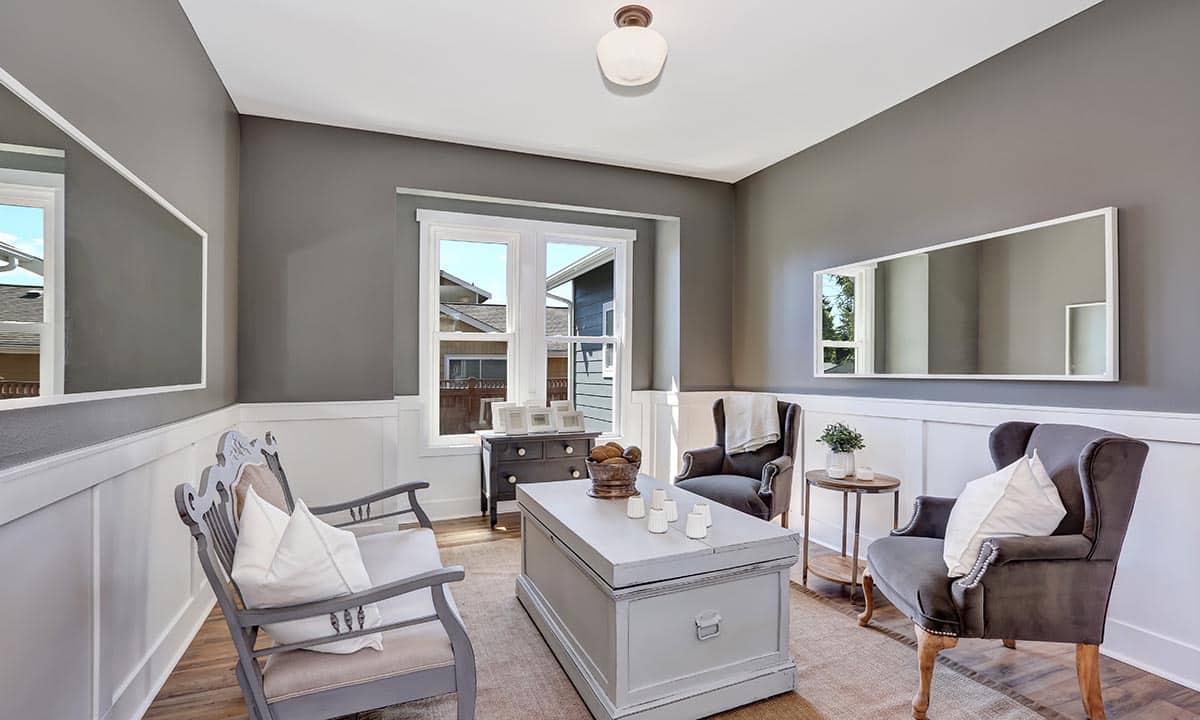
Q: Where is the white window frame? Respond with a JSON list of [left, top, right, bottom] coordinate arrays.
[[417, 209, 634, 452], [601, 300, 616, 378], [0, 169, 65, 396], [443, 354, 508, 380], [814, 265, 874, 375]]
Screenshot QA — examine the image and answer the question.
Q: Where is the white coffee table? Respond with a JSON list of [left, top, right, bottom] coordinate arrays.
[[516, 474, 800, 720]]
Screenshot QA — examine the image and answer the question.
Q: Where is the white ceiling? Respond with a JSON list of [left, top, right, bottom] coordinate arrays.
[[181, 0, 1102, 182]]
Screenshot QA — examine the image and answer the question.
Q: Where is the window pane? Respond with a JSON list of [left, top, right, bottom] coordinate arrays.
[[439, 238, 507, 333], [551, 341, 614, 434], [546, 240, 614, 337], [439, 340, 507, 436], [0, 203, 45, 398], [822, 346, 856, 374], [820, 273, 855, 342]]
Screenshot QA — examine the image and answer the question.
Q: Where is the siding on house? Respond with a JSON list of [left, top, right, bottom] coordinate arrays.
[[572, 262, 614, 432]]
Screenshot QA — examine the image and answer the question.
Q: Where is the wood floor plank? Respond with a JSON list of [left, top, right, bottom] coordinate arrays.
[[145, 514, 1198, 720]]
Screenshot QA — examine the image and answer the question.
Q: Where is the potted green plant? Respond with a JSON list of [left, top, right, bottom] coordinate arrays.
[[816, 422, 866, 479]]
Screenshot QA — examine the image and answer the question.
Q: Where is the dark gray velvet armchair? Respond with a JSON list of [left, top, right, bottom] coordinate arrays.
[[674, 399, 799, 525], [858, 422, 1148, 720]]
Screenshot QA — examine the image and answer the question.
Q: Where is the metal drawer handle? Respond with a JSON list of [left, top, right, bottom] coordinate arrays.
[[570, 468, 581, 478], [565, 445, 575, 455], [517, 447, 527, 457], [695, 611, 721, 641], [507, 475, 518, 485]]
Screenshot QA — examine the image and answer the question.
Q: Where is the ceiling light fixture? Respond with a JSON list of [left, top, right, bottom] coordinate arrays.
[[596, 5, 668, 87]]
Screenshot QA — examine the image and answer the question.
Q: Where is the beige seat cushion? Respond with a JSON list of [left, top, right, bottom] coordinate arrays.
[[262, 527, 456, 702], [233, 463, 289, 519]]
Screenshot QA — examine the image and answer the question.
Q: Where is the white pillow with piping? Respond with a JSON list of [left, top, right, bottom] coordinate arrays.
[[232, 486, 382, 653], [943, 454, 1068, 577]]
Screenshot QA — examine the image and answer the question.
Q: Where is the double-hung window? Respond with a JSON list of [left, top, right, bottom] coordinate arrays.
[[0, 159, 64, 399], [418, 210, 633, 448], [816, 266, 874, 375]]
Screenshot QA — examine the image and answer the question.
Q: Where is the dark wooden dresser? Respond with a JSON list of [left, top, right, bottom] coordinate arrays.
[[480, 430, 601, 526]]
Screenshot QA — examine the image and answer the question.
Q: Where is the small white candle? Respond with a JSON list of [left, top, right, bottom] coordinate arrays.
[[686, 510, 707, 539], [663, 498, 678, 522], [647, 507, 669, 534], [651, 487, 667, 510], [694, 502, 713, 528], [626, 495, 646, 519]]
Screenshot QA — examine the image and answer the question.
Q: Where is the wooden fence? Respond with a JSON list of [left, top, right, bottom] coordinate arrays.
[[439, 377, 568, 435]]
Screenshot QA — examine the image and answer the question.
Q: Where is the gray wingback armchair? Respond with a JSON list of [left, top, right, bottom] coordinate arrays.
[[674, 399, 799, 525], [858, 422, 1148, 720]]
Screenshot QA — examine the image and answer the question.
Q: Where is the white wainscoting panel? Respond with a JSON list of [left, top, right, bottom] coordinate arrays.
[[0, 405, 237, 720], [660, 390, 1200, 692]]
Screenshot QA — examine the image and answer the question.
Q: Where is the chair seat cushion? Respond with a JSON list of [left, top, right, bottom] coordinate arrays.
[[866, 536, 961, 636], [263, 527, 455, 702], [675, 474, 768, 519]]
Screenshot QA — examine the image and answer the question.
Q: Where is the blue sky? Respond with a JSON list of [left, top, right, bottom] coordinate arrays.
[[440, 239, 600, 306], [0, 203, 45, 287]]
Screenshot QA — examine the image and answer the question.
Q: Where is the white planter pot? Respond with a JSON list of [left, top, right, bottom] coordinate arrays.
[[826, 451, 856, 479]]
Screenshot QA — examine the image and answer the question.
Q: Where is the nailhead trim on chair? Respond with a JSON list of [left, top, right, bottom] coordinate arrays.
[[892, 498, 925, 536], [917, 624, 960, 638], [956, 540, 1000, 590]]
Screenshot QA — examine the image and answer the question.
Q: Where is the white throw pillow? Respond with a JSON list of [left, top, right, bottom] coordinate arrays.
[[232, 487, 383, 653], [943, 455, 1068, 577]]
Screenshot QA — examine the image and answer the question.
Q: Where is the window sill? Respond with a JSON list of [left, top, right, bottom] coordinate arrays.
[[419, 440, 483, 458]]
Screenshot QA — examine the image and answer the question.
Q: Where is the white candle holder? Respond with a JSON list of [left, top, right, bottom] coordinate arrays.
[[663, 498, 678, 522], [626, 495, 646, 519], [686, 510, 707, 539], [647, 507, 669, 534], [694, 502, 713, 528], [650, 487, 667, 510]]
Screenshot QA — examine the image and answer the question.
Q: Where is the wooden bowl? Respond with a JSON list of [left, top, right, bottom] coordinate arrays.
[[585, 459, 641, 499]]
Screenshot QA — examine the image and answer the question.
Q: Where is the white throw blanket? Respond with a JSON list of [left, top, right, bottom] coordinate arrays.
[[724, 394, 780, 454]]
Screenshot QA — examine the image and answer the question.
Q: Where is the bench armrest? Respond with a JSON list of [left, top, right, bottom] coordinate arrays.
[[236, 565, 464, 628], [309, 481, 432, 529]]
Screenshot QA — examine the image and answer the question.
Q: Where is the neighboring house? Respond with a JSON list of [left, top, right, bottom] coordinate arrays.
[[438, 250, 616, 435], [0, 284, 43, 393]]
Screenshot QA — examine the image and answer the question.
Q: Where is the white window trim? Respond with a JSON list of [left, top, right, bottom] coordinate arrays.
[[0, 170, 64, 396], [601, 300, 616, 378], [417, 209, 634, 452]]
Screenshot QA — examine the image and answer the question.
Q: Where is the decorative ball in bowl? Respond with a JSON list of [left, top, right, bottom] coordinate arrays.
[[585, 442, 642, 499]]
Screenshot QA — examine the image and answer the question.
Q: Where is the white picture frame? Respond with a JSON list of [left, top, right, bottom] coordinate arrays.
[[527, 409, 556, 434], [550, 399, 574, 413], [555, 410, 586, 433], [503, 405, 529, 435], [489, 401, 514, 433]]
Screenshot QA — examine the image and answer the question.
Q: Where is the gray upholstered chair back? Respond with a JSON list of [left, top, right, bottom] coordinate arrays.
[[989, 421, 1148, 558], [712, 399, 798, 479]]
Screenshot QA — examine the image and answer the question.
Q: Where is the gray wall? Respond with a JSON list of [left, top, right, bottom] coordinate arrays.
[[393, 194, 659, 394], [0, 0, 239, 468], [239, 116, 734, 402], [733, 0, 1200, 411]]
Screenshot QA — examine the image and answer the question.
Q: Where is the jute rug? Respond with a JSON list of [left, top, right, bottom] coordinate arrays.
[[359, 539, 1048, 720]]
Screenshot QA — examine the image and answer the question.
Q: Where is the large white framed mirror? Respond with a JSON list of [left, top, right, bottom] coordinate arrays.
[[0, 67, 206, 409], [813, 207, 1117, 381]]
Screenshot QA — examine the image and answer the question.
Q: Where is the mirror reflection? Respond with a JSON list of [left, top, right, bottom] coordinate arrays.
[[0, 83, 204, 402], [816, 209, 1115, 379]]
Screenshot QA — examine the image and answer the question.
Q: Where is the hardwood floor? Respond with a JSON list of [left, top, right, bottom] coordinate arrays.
[[146, 513, 1200, 720]]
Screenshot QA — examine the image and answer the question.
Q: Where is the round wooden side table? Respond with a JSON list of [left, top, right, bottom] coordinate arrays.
[[801, 469, 901, 604]]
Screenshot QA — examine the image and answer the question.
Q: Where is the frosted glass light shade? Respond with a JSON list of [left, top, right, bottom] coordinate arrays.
[[597, 26, 668, 86]]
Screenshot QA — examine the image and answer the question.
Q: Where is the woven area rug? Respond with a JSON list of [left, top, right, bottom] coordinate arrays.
[[359, 539, 1046, 720]]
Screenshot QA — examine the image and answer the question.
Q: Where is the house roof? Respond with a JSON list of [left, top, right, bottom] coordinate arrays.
[[0, 284, 43, 353], [439, 270, 491, 301], [441, 303, 571, 351]]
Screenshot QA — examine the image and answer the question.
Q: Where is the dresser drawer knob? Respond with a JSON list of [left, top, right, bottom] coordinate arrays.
[[570, 468, 581, 479], [564, 445, 575, 455], [517, 447, 527, 457], [695, 611, 722, 641], [507, 475, 518, 485]]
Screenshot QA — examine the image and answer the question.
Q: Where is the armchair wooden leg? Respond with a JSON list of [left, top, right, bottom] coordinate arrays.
[[857, 571, 875, 626], [1076, 644, 1106, 720], [780, 510, 790, 528], [913, 625, 957, 720], [1002, 639, 1016, 649]]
